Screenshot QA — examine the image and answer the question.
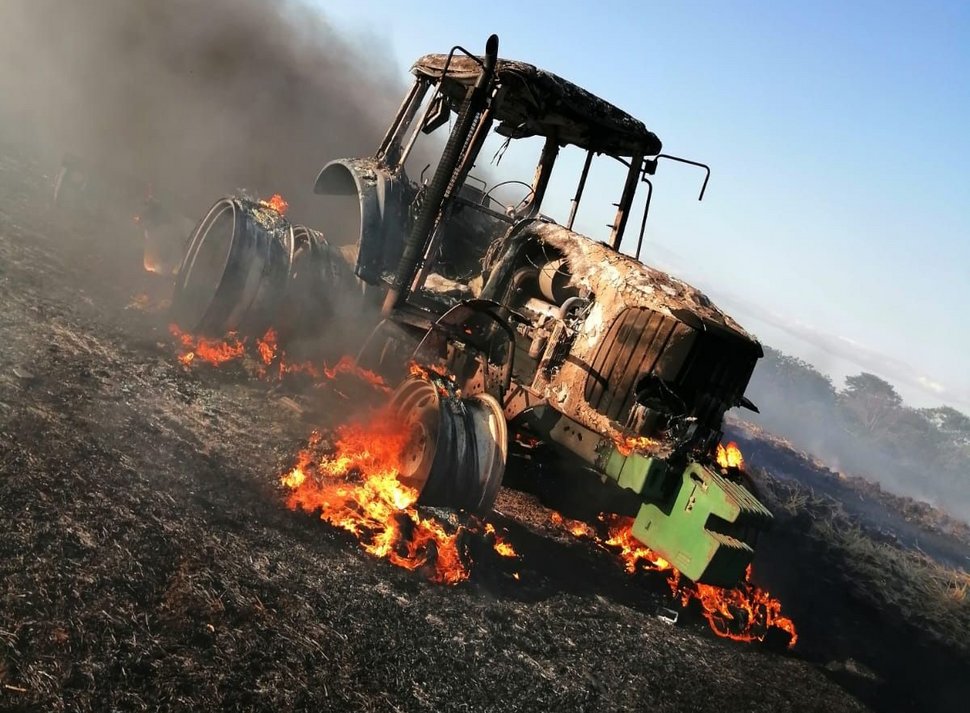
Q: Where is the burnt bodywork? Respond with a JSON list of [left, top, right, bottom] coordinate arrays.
[[173, 35, 770, 586], [312, 43, 761, 462], [409, 55, 661, 155], [480, 221, 761, 454]]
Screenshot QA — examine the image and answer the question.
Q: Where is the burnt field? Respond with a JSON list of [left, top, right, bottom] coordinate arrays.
[[0, 144, 967, 712]]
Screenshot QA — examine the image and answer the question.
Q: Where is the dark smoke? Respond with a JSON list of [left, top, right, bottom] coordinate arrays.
[[0, 0, 402, 224]]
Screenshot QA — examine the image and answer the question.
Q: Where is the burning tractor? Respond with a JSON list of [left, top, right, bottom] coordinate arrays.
[[170, 35, 770, 588]]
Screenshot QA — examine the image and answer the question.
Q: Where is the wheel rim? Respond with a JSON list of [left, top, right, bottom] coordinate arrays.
[[390, 378, 441, 492], [389, 376, 507, 513], [172, 199, 239, 333], [466, 393, 508, 512]]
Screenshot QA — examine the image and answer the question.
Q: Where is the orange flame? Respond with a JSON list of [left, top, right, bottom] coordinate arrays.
[[169, 325, 388, 391], [321, 355, 389, 390], [550, 512, 796, 647], [615, 435, 660, 456], [689, 568, 798, 647], [602, 515, 671, 572], [170, 327, 790, 641], [550, 511, 596, 539], [255, 326, 279, 368], [485, 523, 519, 558], [259, 193, 289, 215], [407, 361, 460, 399], [171, 328, 514, 583], [273, 355, 389, 392], [408, 362, 452, 380], [280, 410, 469, 584], [169, 324, 245, 367], [716, 442, 745, 470]]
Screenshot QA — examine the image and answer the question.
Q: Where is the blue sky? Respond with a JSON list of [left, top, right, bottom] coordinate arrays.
[[319, 0, 969, 411]]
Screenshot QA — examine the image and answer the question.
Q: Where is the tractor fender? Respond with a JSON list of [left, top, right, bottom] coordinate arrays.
[[314, 158, 409, 284]]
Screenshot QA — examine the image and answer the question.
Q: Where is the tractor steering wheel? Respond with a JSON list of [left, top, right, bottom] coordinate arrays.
[[482, 180, 535, 217]]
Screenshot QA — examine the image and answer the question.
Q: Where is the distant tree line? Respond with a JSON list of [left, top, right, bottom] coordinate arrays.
[[741, 347, 970, 522]]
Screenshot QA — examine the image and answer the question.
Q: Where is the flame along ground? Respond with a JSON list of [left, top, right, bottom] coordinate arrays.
[[280, 416, 466, 584], [168, 326, 795, 647], [550, 509, 798, 648], [168, 325, 518, 583], [279, 413, 519, 585], [168, 324, 388, 390]]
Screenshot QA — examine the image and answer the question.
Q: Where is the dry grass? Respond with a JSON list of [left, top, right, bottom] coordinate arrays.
[[760, 470, 970, 656], [817, 519, 970, 650]]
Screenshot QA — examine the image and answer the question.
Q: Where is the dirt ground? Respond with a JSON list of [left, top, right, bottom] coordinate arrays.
[[0, 142, 965, 712]]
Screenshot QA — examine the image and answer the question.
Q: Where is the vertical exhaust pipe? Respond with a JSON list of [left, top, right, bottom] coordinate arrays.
[[382, 34, 499, 317]]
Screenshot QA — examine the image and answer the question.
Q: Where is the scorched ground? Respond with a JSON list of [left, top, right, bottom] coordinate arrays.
[[0, 144, 960, 712]]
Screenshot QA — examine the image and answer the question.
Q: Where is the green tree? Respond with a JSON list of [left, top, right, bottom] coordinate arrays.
[[920, 406, 970, 444], [839, 373, 903, 434]]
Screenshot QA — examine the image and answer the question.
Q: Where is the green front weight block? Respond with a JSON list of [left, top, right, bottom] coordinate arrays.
[[631, 461, 773, 587]]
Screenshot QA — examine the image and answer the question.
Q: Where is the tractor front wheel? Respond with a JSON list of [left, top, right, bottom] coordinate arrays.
[[390, 376, 507, 514]]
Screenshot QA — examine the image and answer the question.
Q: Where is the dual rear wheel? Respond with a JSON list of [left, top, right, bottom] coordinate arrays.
[[170, 197, 509, 513], [170, 197, 360, 344]]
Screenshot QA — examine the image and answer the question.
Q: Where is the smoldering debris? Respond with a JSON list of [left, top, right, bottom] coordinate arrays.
[[0, 0, 401, 225]]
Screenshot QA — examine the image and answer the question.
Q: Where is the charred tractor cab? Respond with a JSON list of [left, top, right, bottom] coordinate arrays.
[[172, 35, 770, 587]]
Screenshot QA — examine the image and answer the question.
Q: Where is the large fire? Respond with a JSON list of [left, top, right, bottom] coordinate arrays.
[[168, 326, 519, 582], [279, 410, 519, 584], [280, 412, 470, 584], [170, 326, 793, 645]]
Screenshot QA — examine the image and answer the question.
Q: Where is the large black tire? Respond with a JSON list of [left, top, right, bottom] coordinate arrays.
[[391, 376, 507, 513], [170, 197, 294, 336]]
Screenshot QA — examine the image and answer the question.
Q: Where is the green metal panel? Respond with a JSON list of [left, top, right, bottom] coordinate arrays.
[[545, 422, 772, 587], [601, 447, 627, 483], [603, 450, 668, 500], [631, 462, 773, 586]]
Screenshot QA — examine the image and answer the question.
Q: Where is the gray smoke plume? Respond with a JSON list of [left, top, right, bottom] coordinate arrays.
[[0, 0, 402, 224]]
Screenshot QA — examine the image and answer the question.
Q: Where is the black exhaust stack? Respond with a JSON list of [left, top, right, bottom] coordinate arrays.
[[382, 34, 499, 316]]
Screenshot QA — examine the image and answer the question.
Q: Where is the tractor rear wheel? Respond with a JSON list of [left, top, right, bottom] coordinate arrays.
[[273, 225, 364, 354], [170, 197, 294, 336]]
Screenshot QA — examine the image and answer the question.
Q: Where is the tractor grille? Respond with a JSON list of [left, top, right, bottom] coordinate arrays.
[[673, 327, 758, 427], [584, 308, 687, 422], [583, 307, 758, 429]]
